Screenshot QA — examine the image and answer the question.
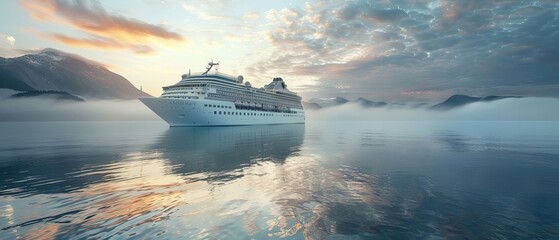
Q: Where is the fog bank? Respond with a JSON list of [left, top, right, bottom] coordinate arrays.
[[0, 98, 158, 121], [307, 97, 559, 121], [1, 97, 557, 122]]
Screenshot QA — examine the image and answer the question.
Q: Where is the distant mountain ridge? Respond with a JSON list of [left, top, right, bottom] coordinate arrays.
[[0, 48, 150, 100], [354, 97, 388, 108], [302, 101, 322, 110], [306, 97, 389, 109], [429, 94, 521, 111], [304, 94, 520, 111]]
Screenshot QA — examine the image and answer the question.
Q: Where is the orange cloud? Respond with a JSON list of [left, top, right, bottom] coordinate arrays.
[[45, 33, 155, 54], [20, 0, 57, 21], [20, 0, 185, 54]]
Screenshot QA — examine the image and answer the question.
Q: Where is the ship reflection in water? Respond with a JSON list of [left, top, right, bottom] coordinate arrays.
[[1, 121, 559, 239], [155, 124, 305, 177]]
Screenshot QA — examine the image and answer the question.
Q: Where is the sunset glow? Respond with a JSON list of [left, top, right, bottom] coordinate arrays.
[[1, 0, 558, 101]]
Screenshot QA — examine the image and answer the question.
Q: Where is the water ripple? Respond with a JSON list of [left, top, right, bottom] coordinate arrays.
[[1, 121, 558, 239]]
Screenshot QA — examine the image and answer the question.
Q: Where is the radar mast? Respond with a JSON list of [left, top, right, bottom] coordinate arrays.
[[202, 60, 219, 75]]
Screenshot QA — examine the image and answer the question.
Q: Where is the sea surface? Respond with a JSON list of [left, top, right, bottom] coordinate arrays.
[[1, 121, 558, 239]]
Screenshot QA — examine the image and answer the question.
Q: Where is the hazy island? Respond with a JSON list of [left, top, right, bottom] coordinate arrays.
[[10, 90, 85, 102]]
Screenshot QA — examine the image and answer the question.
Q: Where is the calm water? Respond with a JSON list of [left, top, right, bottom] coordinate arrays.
[[1, 121, 558, 239]]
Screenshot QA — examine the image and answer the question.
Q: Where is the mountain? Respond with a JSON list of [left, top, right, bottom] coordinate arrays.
[[354, 97, 387, 108], [307, 97, 391, 109], [307, 97, 349, 108], [302, 101, 322, 110], [0, 48, 150, 99], [334, 96, 349, 105], [10, 90, 85, 102], [429, 94, 521, 111], [305, 94, 521, 111]]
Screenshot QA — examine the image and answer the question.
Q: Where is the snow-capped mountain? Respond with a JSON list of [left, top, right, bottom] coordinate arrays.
[[0, 48, 150, 99]]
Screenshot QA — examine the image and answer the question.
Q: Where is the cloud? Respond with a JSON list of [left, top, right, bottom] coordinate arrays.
[[1, 34, 16, 46], [0, 47, 43, 58], [6, 36, 15, 46], [181, 2, 233, 20], [45, 33, 155, 54], [242, 11, 260, 20], [20, 0, 185, 54], [249, 0, 559, 102]]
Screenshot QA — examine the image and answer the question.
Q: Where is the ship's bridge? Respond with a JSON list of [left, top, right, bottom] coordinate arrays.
[[176, 61, 242, 86], [178, 72, 241, 85]]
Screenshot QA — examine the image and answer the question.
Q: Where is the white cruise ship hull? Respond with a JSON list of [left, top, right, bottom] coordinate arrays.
[[139, 97, 305, 127]]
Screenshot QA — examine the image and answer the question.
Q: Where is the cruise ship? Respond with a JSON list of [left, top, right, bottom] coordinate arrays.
[[139, 62, 305, 126]]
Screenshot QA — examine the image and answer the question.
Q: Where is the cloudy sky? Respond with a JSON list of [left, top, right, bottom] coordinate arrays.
[[1, 0, 558, 102]]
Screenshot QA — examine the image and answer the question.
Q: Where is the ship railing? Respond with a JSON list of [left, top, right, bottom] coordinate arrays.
[[233, 105, 298, 114], [182, 72, 239, 80]]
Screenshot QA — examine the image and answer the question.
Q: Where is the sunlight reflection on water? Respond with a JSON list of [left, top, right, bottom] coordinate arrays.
[[1, 121, 558, 239]]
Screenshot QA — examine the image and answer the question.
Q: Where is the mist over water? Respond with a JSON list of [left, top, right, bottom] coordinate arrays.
[[1, 96, 558, 122], [307, 97, 559, 121], [0, 98, 158, 121]]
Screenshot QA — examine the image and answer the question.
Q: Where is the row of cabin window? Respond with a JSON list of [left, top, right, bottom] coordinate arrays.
[[164, 91, 204, 95], [212, 89, 299, 106], [213, 111, 298, 117], [174, 84, 207, 89], [216, 86, 299, 101], [206, 94, 300, 109], [170, 87, 198, 91], [204, 104, 232, 109], [166, 96, 199, 99], [204, 102, 300, 114]]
